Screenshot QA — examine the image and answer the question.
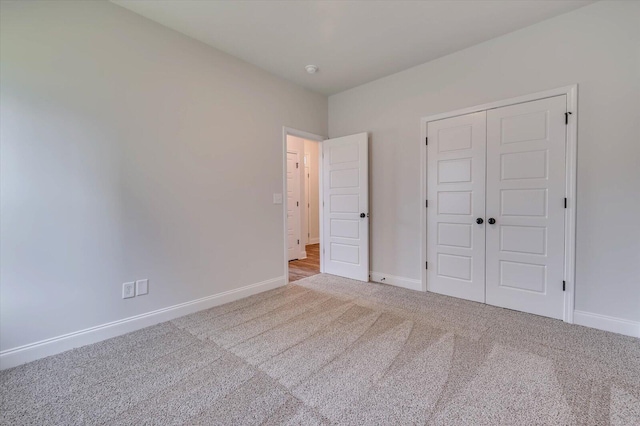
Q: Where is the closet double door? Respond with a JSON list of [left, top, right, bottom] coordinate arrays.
[[427, 95, 567, 319]]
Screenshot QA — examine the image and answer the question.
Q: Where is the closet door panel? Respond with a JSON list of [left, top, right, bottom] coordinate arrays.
[[485, 95, 567, 319], [427, 112, 486, 303]]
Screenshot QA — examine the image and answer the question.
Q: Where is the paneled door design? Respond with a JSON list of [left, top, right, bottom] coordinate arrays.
[[287, 151, 301, 261], [323, 133, 369, 281], [426, 94, 568, 320], [485, 95, 567, 319], [427, 112, 487, 303]]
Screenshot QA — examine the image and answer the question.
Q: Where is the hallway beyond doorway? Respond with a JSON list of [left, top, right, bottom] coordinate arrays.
[[288, 244, 320, 282]]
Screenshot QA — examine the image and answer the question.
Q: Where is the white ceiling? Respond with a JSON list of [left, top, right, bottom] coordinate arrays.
[[112, 0, 594, 95]]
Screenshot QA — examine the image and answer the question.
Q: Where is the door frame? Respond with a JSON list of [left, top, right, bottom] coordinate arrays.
[[282, 127, 325, 285], [286, 148, 303, 261], [303, 152, 311, 247], [419, 85, 578, 323]]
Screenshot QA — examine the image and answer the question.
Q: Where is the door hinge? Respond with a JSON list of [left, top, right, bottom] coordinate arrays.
[[565, 111, 572, 125], [425, 137, 428, 145], [426, 261, 428, 269], [426, 200, 428, 208], [296, 162, 299, 168], [563, 280, 566, 291], [564, 197, 567, 208], [297, 201, 299, 207], [297, 239, 300, 245]]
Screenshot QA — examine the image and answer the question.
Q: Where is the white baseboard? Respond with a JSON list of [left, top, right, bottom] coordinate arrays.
[[308, 237, 319, 245], [573, 310, 640, 338], [0, 276, 286, 370], [300, 251, 307, 259], [370, 271, 423, 292]]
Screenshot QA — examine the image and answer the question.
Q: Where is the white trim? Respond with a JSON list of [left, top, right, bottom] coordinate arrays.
[[283, 127, 325, 284], [303, 152, 311, 246], [370, 271, 422, 292], [420, 118, 428, 292], [563, 85, 578, 324], [286, 147, 303, 261], [319, 143, 325, 273], [308, 237, 320, 245], [420, 85, 578, 123], [0, 276, 286, 370], [420, 85, 578, 322], [573, 310, 640, 338], [299, 251, 307, 259]]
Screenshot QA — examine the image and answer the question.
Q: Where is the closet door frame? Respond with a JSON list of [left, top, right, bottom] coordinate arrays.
[[420, 85, 577, 323]]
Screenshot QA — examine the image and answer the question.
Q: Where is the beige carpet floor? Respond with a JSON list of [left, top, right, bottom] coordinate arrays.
[[1, 274, 639, 425]]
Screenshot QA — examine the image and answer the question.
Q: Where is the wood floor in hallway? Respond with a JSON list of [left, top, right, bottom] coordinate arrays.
[[289, 244, 320, 282]]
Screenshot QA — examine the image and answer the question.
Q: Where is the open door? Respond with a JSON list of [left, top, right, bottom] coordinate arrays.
[[322, 133, 369, 282], [286, 150, 301, 260]]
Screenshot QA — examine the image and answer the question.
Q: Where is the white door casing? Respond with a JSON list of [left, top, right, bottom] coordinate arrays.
[[322, 133, 369, 282], [485, 95, 567, 319], [287, 150, 301, 261], [282, 127, 326, 284], [427, 112, 487, 303], [304, 154, 311, 245]]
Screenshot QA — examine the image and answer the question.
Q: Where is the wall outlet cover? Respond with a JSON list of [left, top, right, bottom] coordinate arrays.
[[273, 193, 283, 204], [136, 279, 149, 296], [122, 282, 135, 299]]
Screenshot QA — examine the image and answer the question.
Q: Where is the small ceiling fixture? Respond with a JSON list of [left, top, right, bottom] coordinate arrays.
[[305, 65, 318, 74]]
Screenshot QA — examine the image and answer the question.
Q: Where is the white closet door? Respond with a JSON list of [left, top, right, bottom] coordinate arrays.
[[323, 133, 369, 282], [287, 151, 301, 261], [485, 95, 566, 319], [427, 112, 486, 303]]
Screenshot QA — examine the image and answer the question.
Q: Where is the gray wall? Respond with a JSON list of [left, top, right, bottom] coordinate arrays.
[[0, 1, 327, 351], [329, 1, 640, 322]]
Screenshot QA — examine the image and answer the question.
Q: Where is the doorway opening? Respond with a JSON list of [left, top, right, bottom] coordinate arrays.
[[283, 128, 370, 284], [285, 130, 323, 283]]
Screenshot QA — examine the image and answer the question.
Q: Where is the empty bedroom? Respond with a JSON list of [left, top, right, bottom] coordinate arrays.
[[1, 1, 639, 425]]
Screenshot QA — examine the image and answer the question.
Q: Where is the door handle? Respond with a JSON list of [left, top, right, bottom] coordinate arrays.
[[488, 218, 496, 224], [476, 218, 484, 224], [360, 213, 366, 218]]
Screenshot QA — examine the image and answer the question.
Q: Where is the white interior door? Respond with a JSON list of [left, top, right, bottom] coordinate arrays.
[[427, 112, 486, 302], [304, 155, 310, 245], [322, 133, 369, 281], [287, 151, 301, 261], [485, 95, 567, 319]]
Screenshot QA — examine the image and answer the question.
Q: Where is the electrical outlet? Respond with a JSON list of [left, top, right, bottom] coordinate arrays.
[[122, 282, 135, 299], [273, 193, 283, 204], [136, 279, 149, 296]]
